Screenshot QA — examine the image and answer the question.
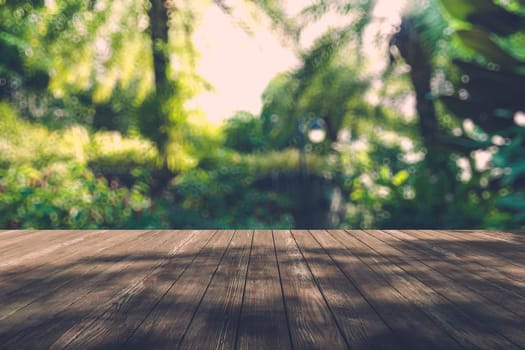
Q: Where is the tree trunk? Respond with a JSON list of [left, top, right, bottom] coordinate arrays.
[[391, 16, 440, 151], [146, 0, 173, 175], [391, 16, 455, 219], [148, 0, 170, 92]]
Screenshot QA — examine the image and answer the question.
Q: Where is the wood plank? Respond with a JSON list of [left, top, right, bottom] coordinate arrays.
[[381, 229, 525, 318], [1, 229, 523, 349], [0, 230, 40, 243], [311, 230, 462, 350], [177, 230, 253, 350], [430, 230, 525, 264], [0, 230, 104, 272], [236, 230, 292, 350], [0, 229, 71, 247], [0, 230, 179, 349], [0, 231, 155, 331], [0, 230, 36, 241], [274, 230, 348, 350], [450, 230, 525, 243], [123, 230, 235, 350], [335, 230, 521, 350], [406, 230, 525, 270], [0, 230, 144, 321], [399, 230, 525, 296], [49, 230, 214, 350], [500, 230, 525, 241], [355, 230, 525, 348], [0, 230, 122, 282], [291, 230, 403, 350], [0, 230, 81, 259]]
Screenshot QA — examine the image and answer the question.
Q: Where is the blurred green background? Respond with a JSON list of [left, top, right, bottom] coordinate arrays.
[[1, 0, 524, 229]]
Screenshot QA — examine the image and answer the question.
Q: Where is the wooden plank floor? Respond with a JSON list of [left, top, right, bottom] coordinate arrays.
[[0, 230, 524, 350]]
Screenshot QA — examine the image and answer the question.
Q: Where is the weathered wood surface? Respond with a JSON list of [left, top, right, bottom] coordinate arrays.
[[0, 230, 524, 350]]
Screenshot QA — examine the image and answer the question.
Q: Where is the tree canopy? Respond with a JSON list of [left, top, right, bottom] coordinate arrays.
[[1, 0, 524, 229]]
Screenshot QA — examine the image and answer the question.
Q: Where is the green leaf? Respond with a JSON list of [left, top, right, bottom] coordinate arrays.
[[502, 160, 525, 185], [392, 170, 409, 186], [379, 165, 390, 181], [456, 28, 525, 67], [439, 0, 488, 20], [497, 193, 525, 210], [439, 0, 525, 36]]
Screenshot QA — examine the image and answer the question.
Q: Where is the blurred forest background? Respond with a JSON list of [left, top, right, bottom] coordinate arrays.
[[1, 0, 525, 229]]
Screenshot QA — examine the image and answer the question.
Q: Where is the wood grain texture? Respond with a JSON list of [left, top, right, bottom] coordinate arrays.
[[0, 230, 37, 243], [178, 230, 253, 350], [378, 230, 525, 317], [123, 230, 234, 350], [405, 230, 525, 278], [50, 230, 211, 350], [0, 230, 145, 323], [312, 230, 463, 350], [432, 229, 525, 265], [450, 230, 525, 243], [357, 230, 525, 349], [393, 230, 525, 299], [236, 230, 292, 350], [0, 230, 81, 261], [0, 230, 524, 350], [274, 230, 348, 350], [337, 230, 519, 350], [0, 230, 171, 349], [291, 230, 403, 350], [0, 230, 109, 275]]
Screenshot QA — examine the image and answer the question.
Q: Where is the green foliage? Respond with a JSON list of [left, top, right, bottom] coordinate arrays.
[[223, 111, 265, 153], [257, 0, 377, 45], [2, 0, 525, 230], [261, 40, 371, 151], [0, 107, 163, 228], [492, 127, 525, 225], [0, 163, 162, 229], [246, 149, 326, 176], [86, 130, 159, 186], [439, 0, 525, 36], [0, 0, 45, 75], [436, 0, 525, 228], [0, 103, 86, 167], [168, 150, 294, 228], [0, 103, 296, 229], [341, 137, 504, 229], [260, 72, 298, 149]]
